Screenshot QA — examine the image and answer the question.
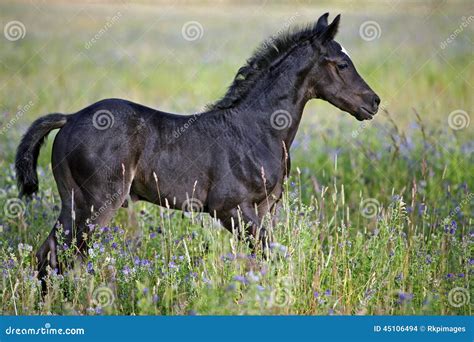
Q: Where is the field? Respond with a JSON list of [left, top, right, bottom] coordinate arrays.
[[0, 0, 472, 315]]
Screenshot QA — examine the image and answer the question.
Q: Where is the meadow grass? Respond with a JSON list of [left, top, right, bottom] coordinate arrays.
[[0, 1, 472, 315]]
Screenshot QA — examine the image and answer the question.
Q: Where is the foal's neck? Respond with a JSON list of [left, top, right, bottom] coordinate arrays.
[[235, 64, 310, 148]]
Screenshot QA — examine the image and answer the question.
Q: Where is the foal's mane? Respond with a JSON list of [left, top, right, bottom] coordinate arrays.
[[208, 22, 321, 111]]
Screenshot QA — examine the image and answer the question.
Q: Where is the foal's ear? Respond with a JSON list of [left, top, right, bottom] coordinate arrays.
[[319, 14, 341, 44], [314, 12, 329, 34]]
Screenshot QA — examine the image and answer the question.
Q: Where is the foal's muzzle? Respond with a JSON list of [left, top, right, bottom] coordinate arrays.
[[358, 93, 380, 120]]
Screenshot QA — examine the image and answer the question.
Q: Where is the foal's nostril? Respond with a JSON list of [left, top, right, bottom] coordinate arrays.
[[373, 94, 381, 108]]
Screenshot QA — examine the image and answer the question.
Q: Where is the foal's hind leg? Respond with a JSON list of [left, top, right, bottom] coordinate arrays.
[[36, 204, 76, 294], [37, 167, 132, 293], [37, 188, 129, 290]]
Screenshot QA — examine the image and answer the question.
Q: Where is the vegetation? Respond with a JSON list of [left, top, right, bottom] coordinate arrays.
[[0, 1, 472, 315]]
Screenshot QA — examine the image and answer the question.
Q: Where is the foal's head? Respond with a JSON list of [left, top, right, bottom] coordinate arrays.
[[306, 14, 380, 121], [210, 13, 380, 121]]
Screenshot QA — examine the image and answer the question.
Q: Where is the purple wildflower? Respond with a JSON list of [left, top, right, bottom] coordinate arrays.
[[86, 261, 94, 274], [233, 275, 248, 285], [246, 271, 260, 283], [397, 292, 413, 304], [418, 203, 426, 215], [365, 289, 375, 299], [141, 259, 151, 267], [122, 265, 131, 276], [6, 259, 15, 269]]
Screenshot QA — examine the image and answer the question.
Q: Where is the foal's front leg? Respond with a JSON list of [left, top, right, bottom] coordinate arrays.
[[218, 204, 272, 255]]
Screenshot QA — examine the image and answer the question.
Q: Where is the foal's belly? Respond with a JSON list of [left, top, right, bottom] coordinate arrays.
[[130, 163, 212, 212]]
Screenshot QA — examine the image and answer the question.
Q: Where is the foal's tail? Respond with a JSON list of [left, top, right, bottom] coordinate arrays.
[[15, 113, 68, 197]]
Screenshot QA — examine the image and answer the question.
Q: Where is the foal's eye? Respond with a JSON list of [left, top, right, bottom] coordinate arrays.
[[337, 63, 348, 70]]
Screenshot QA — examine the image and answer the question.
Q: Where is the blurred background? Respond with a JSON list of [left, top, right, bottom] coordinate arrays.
[[0, 0, 472, 315], [0, 0, 472, 136]]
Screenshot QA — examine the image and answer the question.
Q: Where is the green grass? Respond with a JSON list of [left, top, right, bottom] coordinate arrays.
[[0, 1, 472, 315]]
